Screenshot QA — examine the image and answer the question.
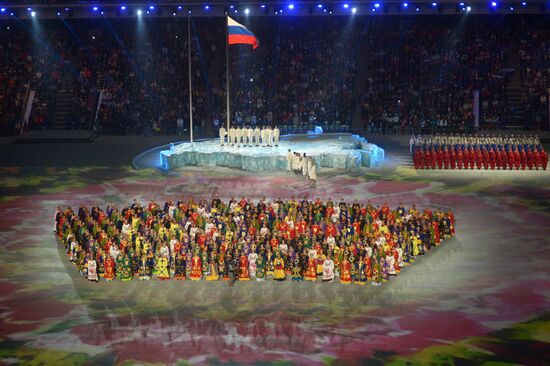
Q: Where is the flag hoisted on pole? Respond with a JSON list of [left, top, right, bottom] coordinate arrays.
[[225, 16, 259, 131]]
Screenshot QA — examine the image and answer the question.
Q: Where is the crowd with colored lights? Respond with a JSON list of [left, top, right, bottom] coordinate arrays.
[[55, 198, 455, 285], [411, 134, 548, 170]]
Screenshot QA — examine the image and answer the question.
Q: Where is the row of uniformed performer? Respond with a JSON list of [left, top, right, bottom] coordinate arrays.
[[219, 126, 280, 147], [410, 133, 542, 152], [413, 144, 548, 170], [287, 150, 317, 182], [55, 198, 455, 285], [411, 134, 548, 170]]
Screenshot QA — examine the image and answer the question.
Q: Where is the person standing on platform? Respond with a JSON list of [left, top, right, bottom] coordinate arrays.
[[229, 126, 235, 146], [247, 126, 254, 147], [219, 126, 227, 146], [261, 126, 267, 147], [302, 153, 309, 177], [287, 149, 293, 171], [266, 126, 273, 147], [273, 126, 280, 146], [308, 157, 317, 183], [254, 126, 261, 146], [235, 126, 242, 147]]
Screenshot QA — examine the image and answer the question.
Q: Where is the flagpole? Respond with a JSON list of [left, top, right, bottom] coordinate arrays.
[[225, 15, 230, 132], [188, 12, 194, 143]]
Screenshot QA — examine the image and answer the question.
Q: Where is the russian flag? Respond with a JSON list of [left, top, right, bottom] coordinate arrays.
[[228, 16, 259, 49]]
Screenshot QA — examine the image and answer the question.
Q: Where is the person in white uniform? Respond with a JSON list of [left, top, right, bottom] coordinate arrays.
[[286, 149, 293, 171], [219, 126, 227, 146], [293, 152, 301, 173], [260, 127, 267, 147], [308, 157, 317, 182], [247, 126, 254, 147], [228, 126, 235, 146], [301, 153, 309, 176], [235, 126, 242, 146], [254, 126, 261, 146], [273, 126, 280, 146], [266, 126, 273, 147]]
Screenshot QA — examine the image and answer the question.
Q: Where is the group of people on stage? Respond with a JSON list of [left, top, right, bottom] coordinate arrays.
[[55, 197, 455, 286], [219, 126, 280, 147], [287, 150, 318, 183], [410, 133, 548, 170]]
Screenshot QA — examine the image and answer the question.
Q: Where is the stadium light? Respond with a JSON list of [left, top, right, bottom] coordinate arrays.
[[205, 5, 210, 10], [466, 5, 472, 11], [120, 5, 126, 11], [352, 7, 357, 13], [521, 2, 527, 5], [374, 3, 381, 8], [432, 2, 438, 6], [416, 7, 420, 11], [137, 9, 142, 16], [343, 3, 349, 9], [318, 4, 323, 8], [1, 7, 6, 12], [149, 6, 155, 10], [491, 1, 497, 7], [178, 6, 183, 10], [245, 8, 250, 14], [288, 4, 295, 9], [261, 5, 266, 8], [31, 11, 36, 17], [92, 6, 99, 12], [403, 2, 409, 7]]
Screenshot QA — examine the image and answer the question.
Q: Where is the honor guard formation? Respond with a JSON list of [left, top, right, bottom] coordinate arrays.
[[411, 134, 548, 170]]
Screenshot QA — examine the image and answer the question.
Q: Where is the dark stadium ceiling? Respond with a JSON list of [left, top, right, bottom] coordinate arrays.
[[0, 0, 548, 17]]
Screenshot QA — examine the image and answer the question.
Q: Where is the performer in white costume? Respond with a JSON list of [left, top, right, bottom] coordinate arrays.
[[302, 153, 309, 176], [247, 126, 254, 147], [229, 126, 235, 146], [235, 126, 242, 146], [254, 126, 261, 146], [219, 126, 227, 146], [261, 127, 267, 147], [273, 126, 280, 146], [266, 126, 273, 147], [308, 157, 317, 182], [287, 149, 293, 171]]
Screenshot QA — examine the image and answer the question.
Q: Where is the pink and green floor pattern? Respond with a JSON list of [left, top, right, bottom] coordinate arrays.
[[0, 165, 549, 365]]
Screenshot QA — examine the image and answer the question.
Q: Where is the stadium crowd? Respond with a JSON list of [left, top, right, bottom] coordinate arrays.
[[1, 16, 549, 136], [55, 198, 455, 284]]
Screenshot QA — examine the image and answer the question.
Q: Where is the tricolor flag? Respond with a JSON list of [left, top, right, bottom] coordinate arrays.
[[227, 16, 259, 49]]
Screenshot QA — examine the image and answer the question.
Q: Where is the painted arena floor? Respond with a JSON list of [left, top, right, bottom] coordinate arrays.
[[0, 135, 549, 365]]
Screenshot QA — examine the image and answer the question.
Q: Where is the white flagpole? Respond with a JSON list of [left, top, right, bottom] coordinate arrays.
[[225, 16, 230, 132], [188, 12, 193, 143]]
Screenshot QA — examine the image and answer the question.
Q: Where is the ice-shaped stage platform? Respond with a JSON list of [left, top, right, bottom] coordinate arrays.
[[160, 133, 384, 172]]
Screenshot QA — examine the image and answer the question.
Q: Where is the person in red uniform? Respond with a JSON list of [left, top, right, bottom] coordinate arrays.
[[533, 148, 540, 170], [540, 148, 548, 170], [519, 147, 527, 170], [489, 147, 496, 170], [450, 147, 456, 169], [457, 147, 464, 169], [423, 148, 430, 169], [509, 148, 516, 170], [443, 147, 450, 169], [526, 147, 534, 170], [475, 147, 482, 170], [436, 147, 443, 169], [413, 148, 420, 169], [483, 147, 490, 170], [495, 148, 502, 170]]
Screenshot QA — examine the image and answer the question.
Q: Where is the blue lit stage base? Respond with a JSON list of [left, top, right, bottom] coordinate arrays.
[[160, 133, 384, 172]]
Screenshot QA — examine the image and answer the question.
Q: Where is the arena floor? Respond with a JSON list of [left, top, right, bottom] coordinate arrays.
[[0, 134, 549, 365]]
